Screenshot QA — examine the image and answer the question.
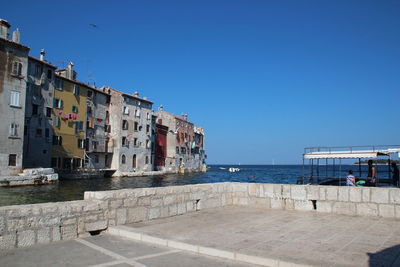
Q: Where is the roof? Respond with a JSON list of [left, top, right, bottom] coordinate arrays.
[[106, 87, 154, 104], [55, 74, 109, 96], [160, 111, 193, 124], [0, 37, 29, 50], [28, 56, 57, 68], [303, 148, 400, 159]]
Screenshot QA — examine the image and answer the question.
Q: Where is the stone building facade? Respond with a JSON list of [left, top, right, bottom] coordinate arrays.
[[108, 88, 156, 175], [156, 110, 206, 173], [23, 52, 57, 168], [0, 19, 29, 176], [84, 87, 112, 169]]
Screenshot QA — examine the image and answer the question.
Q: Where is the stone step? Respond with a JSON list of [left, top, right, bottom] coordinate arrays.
[[106, 225, 310, 267]]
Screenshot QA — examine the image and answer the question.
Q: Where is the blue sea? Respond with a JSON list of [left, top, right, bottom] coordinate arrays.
[[0, 164, 394, 206]]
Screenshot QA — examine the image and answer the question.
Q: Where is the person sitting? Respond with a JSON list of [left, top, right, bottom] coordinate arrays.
[[346, 170, 356, 186]]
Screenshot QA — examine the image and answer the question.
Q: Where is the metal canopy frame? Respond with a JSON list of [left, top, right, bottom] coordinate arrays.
[[300, 145, 400, 186]]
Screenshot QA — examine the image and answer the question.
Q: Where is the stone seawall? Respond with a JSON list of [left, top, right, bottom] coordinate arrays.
[[1, 182, 399, 250], [235, 183, 400, 218]]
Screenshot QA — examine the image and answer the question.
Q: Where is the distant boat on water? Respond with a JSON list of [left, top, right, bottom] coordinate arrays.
[[219, 167, 226, 170]]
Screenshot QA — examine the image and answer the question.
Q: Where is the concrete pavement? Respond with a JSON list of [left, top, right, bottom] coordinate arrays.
[[0, 234, 258, 267], [108, 206, 400, 267]]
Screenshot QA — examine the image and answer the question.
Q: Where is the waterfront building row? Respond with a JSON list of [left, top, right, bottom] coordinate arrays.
[[0, 19, 206, 176]]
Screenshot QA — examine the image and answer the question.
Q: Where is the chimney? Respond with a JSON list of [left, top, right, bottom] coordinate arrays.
[[12, 28, 20, 43], [67, 62, 74, 80], [182, 113, 188, 120], [40, 49, 45, 61], [143, 96, 147, 100], [133, 91, 139, 97], [0, 19, 11, 40], [158, 105, 164, 111]]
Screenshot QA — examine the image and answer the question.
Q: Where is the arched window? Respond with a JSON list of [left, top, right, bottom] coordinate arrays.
[[121, 154, 126, 164], [132, 154, 136, 168]]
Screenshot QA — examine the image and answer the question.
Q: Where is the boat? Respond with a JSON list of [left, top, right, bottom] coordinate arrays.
[[219, 167, 226, 170], [229, 168, 240, 173]]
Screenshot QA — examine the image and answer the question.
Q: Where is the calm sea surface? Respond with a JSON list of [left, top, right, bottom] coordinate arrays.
[[0, 164, 392, 206]]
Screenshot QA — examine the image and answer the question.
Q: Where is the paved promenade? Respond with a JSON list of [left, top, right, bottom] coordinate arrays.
[[109, 207, 400, 267], [1, 206, 400, 266]]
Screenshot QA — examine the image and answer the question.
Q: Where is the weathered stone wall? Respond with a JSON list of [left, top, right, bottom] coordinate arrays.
[[1, 182, 399, 250], [0, 182, 233, 249], [234, 183, 400, 219]]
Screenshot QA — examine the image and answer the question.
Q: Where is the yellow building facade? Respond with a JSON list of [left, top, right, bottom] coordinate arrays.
[[51, 74, 87, 170]]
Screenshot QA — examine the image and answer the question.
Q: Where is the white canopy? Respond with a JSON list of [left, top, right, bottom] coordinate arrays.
[[303, 148, 400, 159]]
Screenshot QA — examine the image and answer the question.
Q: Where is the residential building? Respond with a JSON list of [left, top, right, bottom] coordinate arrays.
[[85, 86, 112, 169], [156, 109, 207, 173], [23, 50, 57, 168], [52, 63, 87, 170], [0, 19, 29, 176], [108, 88, 155, 174]]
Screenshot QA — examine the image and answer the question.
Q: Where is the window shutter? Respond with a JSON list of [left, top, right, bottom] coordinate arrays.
[[18, 63, 22, 76], [60, 100, 64, 109]]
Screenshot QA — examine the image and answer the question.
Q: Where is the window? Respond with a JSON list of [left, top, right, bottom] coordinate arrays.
[[134, 138, 138, 147], [146, 140, 150, 149], [46, 107, 52, 117], [10, 123, 18, 137], [8, 154, 17, 166], [147, 113, 150, 120], [10, 91, 21, 107], [121, 154, 126, 164], [95, 155, 99, 163], [52, 135, 62, 145], [47, 69, 52, 80], [145, 156, 149, 164], [73, 85, 80, 96], [35, 128, 42, 137], [75, 121, 84, 134], [135, 109, 141, 118], [77, 138, 85, 149], [134, 122, 139, 131], [122, 136, 128, 147], [12, 62, 23, 76], [32, 104, 39, 116], [54, 116, 61, 128], [34, 64, 42, 77], [146, 124, 150, 133], [54, 98, 63, 109], [123, 106, 129, 115], [55, 78, 63, 90], [181, 147, 186, 154], [51, 157, 61, 168], [176, 147, 180, 154], [32, 85, 40, 96], [24, 125, 27, 136], [72, 105, 78, 113], [92, 141, 97, 150], [132, 154, 136, 168], [122, 120, 128, 130], [87, 90, 93, 98], [45, 128, 50, 138]]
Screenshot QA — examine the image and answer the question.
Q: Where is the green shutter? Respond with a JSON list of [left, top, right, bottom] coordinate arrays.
[[60, 99, 64, 109]]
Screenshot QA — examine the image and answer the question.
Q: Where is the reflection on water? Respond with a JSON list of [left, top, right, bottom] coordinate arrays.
[[0, 164, 394, 206]]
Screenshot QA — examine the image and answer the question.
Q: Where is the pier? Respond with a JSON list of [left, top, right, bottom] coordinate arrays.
[[1, 182, 399, 266]]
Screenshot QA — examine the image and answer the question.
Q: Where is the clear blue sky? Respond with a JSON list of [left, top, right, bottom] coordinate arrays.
[[4, 0, 400, 164]]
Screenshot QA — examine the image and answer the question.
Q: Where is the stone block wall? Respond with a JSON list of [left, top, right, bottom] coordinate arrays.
[[0, 200, 107, 250], [0, 182, 233, 249], [234, 183, 400, 219], [1, 182, 399, 250]]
